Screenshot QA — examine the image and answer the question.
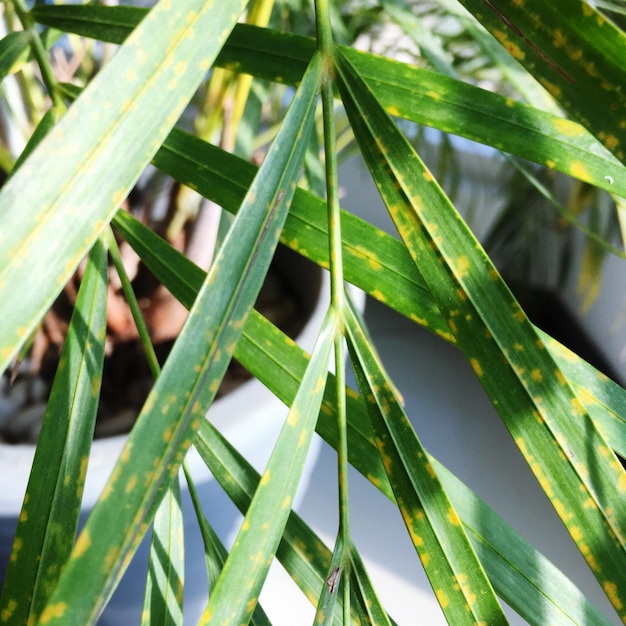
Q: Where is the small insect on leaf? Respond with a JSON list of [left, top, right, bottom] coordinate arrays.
[[326, 566, 341, 594]]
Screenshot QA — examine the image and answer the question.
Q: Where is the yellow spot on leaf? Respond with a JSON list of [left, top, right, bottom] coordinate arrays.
[[73, 531, 91, 558], [371, 288, 387, 303], [553, 498, 573, 522], [447, 507, 461, 526], [425, 462, 436, 479], [436, 589, 449, 608], [125, 475, 138, 493], [553, 118, 581, 137], [104, 546, 120, 573], [39, 603, 68, 623], [618, 472, 626, 493], [260, 470, 270, 486], [531, 369, 543, 382], [493, 30, 525, 60], [571, 397, 586, 416], [603, 581, 624, 610], [287, 407, 300, 426], [570, 161, 590, 180], [1, 598, 18, 621], [539, 78, 561, 98], [436, 328, 456, 343], [313, 376, 326, 394], [9, 538, 22, 562], [553, 29, 567, 48], [600, 132, 619, 151], [470, 358, 483, 377], [511, 302, 525, 323], [163, 425, 173, 443]]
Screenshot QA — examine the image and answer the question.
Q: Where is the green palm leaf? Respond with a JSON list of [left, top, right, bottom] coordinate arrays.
[[458, 0, 626, 164], [113, 203, 616, 622], [35, 35, 320, 626], [345, 304, 508, 624], [0, 240, 107, 625], [0, 0, 247, 374], [141, 480, 184, 626], [334, 46, 626, 621], [30, 5, 626, 197]]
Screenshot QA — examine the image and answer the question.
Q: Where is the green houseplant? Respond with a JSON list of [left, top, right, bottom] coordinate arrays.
[[1, 0, 626, 624]]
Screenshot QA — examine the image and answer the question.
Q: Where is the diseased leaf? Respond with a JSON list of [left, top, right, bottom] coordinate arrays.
[[334, 46, 626, 620], [0, 0, 247, 374], [0, 240, 107, 625]]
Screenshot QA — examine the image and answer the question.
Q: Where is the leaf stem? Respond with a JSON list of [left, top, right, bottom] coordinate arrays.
[[10, 0, 65, 112], [106, 225, 161, 379], [315, 0, 351, 616]]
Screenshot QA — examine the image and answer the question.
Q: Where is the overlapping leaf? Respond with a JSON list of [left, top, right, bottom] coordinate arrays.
[[0, 241, 107, 625], [0, 0, 247, 375], [30, 5, 626, 198], [141, 480, 184, 626], [458, 0, 626, 165], [114, 209, 613, 623], [35, 40, 321, 626], [334, 46, 626, 620], [113, 137, 626, 462], [199, 310, 334, 625], [345, 303, 508, 624]]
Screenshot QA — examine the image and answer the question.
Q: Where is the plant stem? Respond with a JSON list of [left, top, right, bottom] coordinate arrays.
[[10, 0, 65, 112], [106, 226, 161, 380], [315, 0, 351, 616]]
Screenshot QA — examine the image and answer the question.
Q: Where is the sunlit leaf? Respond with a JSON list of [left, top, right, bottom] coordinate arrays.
[[334, 45, 626, 620], [345, 304, 508, 624], [199, 309, 335, 624], [0, 240, 107, 625], [0, 0, 247, 375], [457, 0, 626, 165], [31, 5, 626, 197], [113, 204, 615, 622], [36, 29, 319, 626], [141, 480, 184, 626]]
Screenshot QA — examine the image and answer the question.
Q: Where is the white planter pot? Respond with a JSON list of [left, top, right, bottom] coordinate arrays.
[[0, 248, 348, 625]]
